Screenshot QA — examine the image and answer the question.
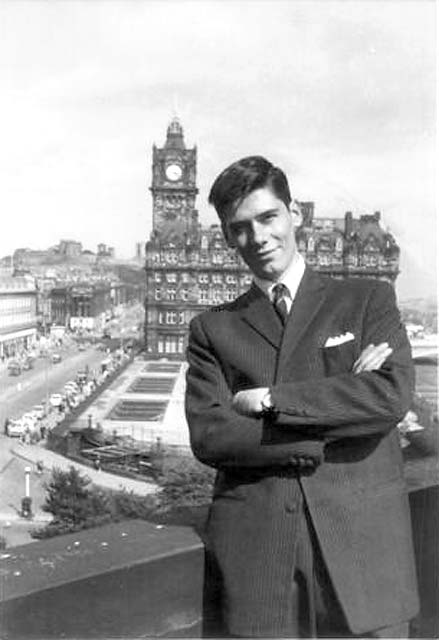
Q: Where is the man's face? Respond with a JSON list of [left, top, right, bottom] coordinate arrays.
[[223, 187, 300, 281]]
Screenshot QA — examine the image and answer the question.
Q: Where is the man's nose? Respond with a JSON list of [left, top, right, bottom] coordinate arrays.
[[250, 222, 267, 246]]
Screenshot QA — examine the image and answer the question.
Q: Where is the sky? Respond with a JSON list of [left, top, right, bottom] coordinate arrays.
[[0, 0, 436, 301]]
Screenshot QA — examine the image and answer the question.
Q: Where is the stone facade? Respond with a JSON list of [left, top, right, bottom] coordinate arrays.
[[0, 274, 38, 358], [144, 119, 400, 358]]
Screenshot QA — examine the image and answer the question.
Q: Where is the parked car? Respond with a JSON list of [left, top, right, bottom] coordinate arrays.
[[64, 382, 80, 395], [67, 396, 80, 409], [51, 353, 62, 364], [31, 404, 46, 420], [6, 419, 26, 438], [7, 360, 21, 376], [21, 412, 39, 429], [78, 344, 86, 352], [49, 393, 64, 408], [76, 370, 88, 384]]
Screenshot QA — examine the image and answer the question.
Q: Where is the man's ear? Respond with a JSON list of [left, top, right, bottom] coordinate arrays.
[[290, 201, 303, 228]]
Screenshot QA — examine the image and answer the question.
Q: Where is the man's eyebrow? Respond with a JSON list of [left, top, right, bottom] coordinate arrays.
[[256, 208, 278, 217]]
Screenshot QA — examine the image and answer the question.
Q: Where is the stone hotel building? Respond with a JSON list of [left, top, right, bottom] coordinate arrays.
[[0, 273, 38, 359], [144, 119, 400, 358]]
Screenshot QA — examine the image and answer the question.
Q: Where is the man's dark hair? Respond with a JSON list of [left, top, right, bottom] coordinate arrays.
[[208, 155, 292, 222]]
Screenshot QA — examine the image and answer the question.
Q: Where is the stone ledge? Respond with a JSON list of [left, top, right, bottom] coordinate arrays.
[[0, 519, 204, 639]]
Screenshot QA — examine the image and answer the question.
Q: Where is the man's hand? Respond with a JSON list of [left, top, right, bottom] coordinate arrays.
[[232, 387, 269, 417], [352, 342, 392, 375]]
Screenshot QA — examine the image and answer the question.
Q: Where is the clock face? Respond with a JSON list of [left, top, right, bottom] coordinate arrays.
[[166, 163, 182, 181]]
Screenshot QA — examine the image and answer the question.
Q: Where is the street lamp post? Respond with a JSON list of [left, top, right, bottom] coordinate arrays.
[[21, 466, 33, 519], [44, 354, 49, 414]]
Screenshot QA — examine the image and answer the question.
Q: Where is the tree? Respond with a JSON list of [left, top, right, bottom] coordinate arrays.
[[33, 466, 112, 538]]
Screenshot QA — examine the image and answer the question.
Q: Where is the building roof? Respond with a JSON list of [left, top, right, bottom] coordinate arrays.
[[0, 274, 36, 293]]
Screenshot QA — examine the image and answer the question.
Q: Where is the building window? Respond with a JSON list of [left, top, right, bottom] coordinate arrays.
[[154, 273, 162, 283], [181, 289, 188, 301], [212, 288, 223, 304], [167, 273, 177, 283], [159, 335, 179, 354], [198, 274, 209, 284], [212, 252, 223, 264], [166, 311, 178, 324], [181, 272, 190, 283], [167, 288, 176, 301], [335, 237, 343, 253], [212, 274, 222, 283], [155, 288, 162, 301], [318, 253, 331, 266], [363, 254, 378, 267], [225, 275, 236, 284], [225, 289, 237, 301], [179, 311, 185, 324], [178, 335, 185, 353], [199, 288, 209, 303]]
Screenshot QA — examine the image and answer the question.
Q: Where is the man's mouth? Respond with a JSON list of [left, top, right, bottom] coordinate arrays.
[[255, 249, 276, 260]]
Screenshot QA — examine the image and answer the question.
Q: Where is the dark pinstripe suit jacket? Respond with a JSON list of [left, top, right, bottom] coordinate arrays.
[[185, 267, 419, 637]]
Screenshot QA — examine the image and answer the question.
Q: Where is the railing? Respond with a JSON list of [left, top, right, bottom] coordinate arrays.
[[0, 485, 437, 639]]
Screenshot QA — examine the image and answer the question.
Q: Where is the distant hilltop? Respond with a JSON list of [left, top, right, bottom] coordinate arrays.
[[400, 297, 437, 336], [399, 296, 437, 311]]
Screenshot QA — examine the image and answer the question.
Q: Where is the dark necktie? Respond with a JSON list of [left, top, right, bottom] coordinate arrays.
[[272, 283, 289, 325]]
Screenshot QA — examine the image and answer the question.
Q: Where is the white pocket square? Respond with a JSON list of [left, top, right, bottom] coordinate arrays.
[[324, 331, 355, 347]]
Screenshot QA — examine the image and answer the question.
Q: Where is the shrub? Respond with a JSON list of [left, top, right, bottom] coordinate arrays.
[[109, 489, 158, 520], [156, 454, 215, 511]]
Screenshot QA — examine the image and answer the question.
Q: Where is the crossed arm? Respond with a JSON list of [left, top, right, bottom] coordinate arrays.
[[233, 342, 393, 417], [185, 283, 414, 469]]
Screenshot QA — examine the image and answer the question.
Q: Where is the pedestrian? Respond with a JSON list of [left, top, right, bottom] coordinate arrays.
[[185, 156, 418, 638]]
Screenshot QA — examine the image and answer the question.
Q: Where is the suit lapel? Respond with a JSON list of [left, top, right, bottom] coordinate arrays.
[[277, 267, 328, 372], [239, 284, 283, 349]]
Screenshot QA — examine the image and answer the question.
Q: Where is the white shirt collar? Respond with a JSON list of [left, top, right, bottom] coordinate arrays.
[[253, 252, 305, 308]]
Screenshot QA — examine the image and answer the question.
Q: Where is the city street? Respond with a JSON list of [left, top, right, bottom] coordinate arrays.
[[0, 341, 118, 547], [0, 345, 109, 427]]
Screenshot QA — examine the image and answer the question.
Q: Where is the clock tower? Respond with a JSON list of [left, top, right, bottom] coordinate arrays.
[[150, 117, 199, 243]]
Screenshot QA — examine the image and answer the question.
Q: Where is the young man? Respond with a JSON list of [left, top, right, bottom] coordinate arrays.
[[185, 156, 419, 638]]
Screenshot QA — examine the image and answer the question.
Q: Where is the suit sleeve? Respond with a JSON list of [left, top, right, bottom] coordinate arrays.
[[185, 314, 324, 468], [271, 282, 415, 438]]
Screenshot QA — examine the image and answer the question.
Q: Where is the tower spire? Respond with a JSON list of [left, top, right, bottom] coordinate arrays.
[[165, 116, 185, 149]]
